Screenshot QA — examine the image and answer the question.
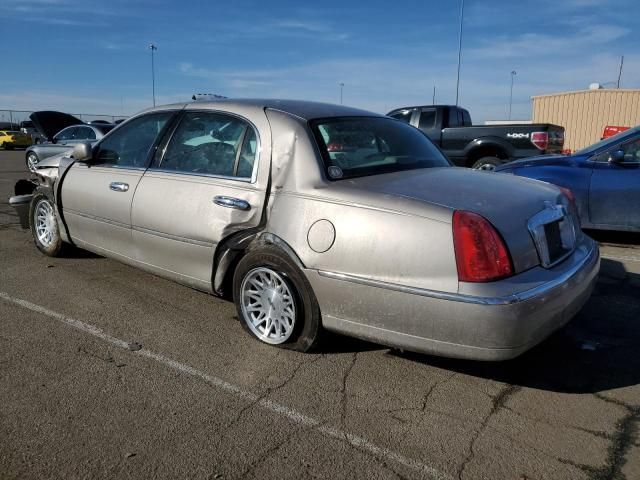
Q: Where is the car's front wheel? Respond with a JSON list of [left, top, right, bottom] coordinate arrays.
[[29, 194, 65, 257], [233, 246, 321, 351], [26, 152, 39, 172]]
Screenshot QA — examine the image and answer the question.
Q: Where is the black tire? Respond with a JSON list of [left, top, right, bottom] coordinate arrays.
[[29, 193, 65, 257], [232, 245, 321, 352], [471, 156, 503, 171], [26, 152, 39, 173], [5, 145, 14, 150]]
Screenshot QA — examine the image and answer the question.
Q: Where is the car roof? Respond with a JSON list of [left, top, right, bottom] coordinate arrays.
[[146, 99, 382, 121]]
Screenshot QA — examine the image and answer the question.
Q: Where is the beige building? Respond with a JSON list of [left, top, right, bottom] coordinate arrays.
[[531, 89, 640, 152]]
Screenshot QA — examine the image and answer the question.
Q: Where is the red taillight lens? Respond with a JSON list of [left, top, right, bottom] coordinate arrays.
[[531, 131, 549, 150], [452, 211, 514, 282]]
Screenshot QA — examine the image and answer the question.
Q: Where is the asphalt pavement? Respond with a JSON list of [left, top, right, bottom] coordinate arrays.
[[1, 149, 639, 480]]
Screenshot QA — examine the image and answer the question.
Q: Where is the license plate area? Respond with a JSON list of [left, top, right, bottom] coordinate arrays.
[[528, 204, 576, 268]]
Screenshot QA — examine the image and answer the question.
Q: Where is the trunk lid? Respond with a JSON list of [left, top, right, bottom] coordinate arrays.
[[336, 167, 569, 273], [29, 111, 83, 141]]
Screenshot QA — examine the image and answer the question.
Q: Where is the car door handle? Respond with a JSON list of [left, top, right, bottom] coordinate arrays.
[[109, 182, 129, 192], [213, 196, 251, 211]]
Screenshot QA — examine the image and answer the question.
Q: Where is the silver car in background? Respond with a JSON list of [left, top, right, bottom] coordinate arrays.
[[11, 99, 600, 361], [25, 111, 114, 172]]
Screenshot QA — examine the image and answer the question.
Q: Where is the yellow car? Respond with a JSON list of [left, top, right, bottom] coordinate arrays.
[[0, 130, 32, 149]]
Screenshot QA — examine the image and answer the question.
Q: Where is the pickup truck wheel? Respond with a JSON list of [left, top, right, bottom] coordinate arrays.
[[233, 246, 321, 352], [29, 194, 65, 257], [472, 156, 503, 171], [27, 152, 39, 173]]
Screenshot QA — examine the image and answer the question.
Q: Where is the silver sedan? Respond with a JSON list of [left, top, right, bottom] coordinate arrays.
[[12, 99, 599, 360]]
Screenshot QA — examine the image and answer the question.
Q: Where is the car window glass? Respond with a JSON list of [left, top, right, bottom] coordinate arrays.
[[418, 109, 436, 130], [389, 110, 413, 124], [448, 110, 460, 128], [77, 127, 96, 140], [312, 116, 450, 180], [94, 112, 172, 168], [160, 112, 255, 178], [55, 127, 77, 141], [619, 138, 640, 163], [462, 110, 472, 126]]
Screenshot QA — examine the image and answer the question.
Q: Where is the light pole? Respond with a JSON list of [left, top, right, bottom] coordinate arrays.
[[339, 82, 344, 104], [149, 43, 157, 107], [455, 0, 464, 106], [508, 70, 517, 120]]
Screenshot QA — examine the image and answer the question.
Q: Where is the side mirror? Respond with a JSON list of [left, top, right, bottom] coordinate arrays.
[[608, 150, 625, 163], [72, 142, 93, 162]]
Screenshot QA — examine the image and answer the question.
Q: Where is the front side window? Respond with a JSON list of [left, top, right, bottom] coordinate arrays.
[[311, 116, 450, 180], [94, 112, 173, 168], [418, 109, 436, 130], [159, 112, 257, 178], [617, 138, 640, 163]]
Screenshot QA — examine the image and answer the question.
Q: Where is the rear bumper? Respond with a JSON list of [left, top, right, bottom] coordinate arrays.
[[307, 237, 599, 361]]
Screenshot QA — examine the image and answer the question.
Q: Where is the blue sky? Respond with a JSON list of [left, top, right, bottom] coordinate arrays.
[[1, 0, 638, 122]]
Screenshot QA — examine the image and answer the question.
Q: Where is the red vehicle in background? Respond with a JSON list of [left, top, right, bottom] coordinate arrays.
[[602, 125, 630, 139]]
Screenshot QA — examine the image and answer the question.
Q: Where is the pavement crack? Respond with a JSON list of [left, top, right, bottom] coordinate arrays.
[[77, 345, 127, 368], [339, 352, 358, 430], [222, 354, 322, 431], [236, 430, 297, 479], [456, 384, 521, 480], [584, 394, 640, 480]]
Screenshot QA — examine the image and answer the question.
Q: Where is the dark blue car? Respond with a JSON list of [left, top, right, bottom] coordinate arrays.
[[496, 126, 640, 232]]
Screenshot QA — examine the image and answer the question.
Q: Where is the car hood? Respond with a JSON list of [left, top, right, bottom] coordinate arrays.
[[326, 167, 568, 273], [29, 111, 83, 141], [495, 154, 583, 171]]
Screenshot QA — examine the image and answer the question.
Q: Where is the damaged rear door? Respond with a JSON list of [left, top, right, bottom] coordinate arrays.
[[130, 109, 269, 291]]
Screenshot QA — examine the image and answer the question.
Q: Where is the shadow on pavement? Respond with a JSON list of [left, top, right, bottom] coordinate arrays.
[[390, 258, 640, 394], [586, 229, 640, 246]]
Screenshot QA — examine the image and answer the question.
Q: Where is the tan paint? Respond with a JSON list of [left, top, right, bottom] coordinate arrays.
[[532, 89, 640, 152]]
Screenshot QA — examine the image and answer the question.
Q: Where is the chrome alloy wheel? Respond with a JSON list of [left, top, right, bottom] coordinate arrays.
[[240, 267, 296, 344], [27, 153, 39, 173], [35, 199, 57, 247], [475, 163, 496, 171]]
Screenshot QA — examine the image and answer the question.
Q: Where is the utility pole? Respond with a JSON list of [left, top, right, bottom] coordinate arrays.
[[617, 55, 624, 88], [508, 70, 517, 120], [149, 43, 157, 107], [339, 82, 344, 104], [433, 85, 436, 104], [455, 0, 464, 106]]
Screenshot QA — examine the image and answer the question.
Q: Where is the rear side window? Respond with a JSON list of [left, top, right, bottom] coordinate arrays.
[[76, 127, 96, 140], [55, 127, 78, 141], [311, 116, 450, 180], [94, 112, 173, 168], [159, 112, 257, 179]]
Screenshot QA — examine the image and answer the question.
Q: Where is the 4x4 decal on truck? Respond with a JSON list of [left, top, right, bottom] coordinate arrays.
[[507, 133, 530, 139]]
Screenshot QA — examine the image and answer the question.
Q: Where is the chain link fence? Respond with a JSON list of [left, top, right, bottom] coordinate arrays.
[[0, 109, 128, 128]]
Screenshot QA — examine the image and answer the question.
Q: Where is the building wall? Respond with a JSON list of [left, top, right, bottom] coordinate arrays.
[[532, 89, 640, 152]]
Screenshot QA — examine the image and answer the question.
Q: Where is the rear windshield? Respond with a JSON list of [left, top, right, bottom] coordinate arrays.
[[311, 117, 449, 180]]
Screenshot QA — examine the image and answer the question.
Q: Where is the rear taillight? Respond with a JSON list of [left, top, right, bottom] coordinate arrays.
[[452, 211, 514, 282], [531, 131, 549, 150]]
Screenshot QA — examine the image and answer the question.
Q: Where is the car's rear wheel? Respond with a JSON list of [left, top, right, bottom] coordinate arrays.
[[29, 194, 65, 257], [26, 152, 39, 172], [471, 156, 503, 171], [233, 246, 321, 351]]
